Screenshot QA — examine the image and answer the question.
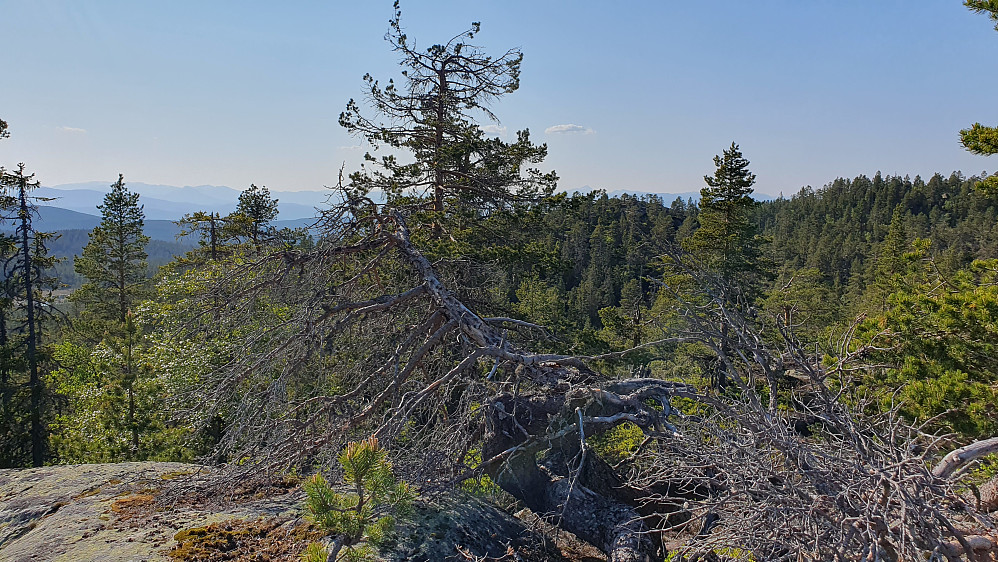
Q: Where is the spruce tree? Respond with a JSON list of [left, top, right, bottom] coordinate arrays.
[[869, 207, 912, 312], [0, 163, 59, 467], [73, 174, 150, 324], [676, 143, 765, 390], [683, 142, 764, 282], [0, 119, 15, 465]]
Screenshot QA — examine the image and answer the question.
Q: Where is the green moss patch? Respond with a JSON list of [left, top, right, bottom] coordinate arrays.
[[168, 519, 322, 561], [160, 470, 194, 481]]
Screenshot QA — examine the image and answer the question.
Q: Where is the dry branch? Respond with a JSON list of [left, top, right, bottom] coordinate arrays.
[[171, 198, 997, 561]]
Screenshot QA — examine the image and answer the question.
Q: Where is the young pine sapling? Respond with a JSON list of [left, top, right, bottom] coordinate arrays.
[[302, 437, 414, 562]]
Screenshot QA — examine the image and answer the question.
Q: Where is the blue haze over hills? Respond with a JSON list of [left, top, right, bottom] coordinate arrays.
[[12, 182, 773, 287], [36, 183, 737, 242], [26, 182, 330, 241], [26, 182, 779, 249], [40, 182, 334, 222]]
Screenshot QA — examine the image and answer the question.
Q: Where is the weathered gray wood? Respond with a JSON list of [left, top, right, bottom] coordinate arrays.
[[932, 437, 998, 479]]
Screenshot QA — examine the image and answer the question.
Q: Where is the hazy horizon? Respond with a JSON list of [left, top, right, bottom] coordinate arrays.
[[2, 2, 996, 198]]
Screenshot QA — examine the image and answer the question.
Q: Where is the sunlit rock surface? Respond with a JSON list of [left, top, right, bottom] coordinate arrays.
[[0, 462, 579, 561]]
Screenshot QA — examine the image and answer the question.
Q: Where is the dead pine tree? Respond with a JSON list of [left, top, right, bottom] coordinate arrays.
[[169, 192, 997, 561]]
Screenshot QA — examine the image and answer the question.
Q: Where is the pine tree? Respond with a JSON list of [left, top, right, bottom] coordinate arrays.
[[673, 143, 766, 390], [177, 211, 231, 262], [339, 1, 556, 235], [48, 309, 182, 463], [302, 438, 414, 562], [72, 174, 150, 324], [961, 1, 998, 193], [0, 119, 15, 465], [229, 184, 278, 246], [966, 0, 998, 30]]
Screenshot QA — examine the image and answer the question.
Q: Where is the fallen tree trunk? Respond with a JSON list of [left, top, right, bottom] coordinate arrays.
[[482, 409, 657, 562], [933, 437, 998, 514], [188, 202, 998, 561], [476, 381, 699, 562], [933, 437, 998, 479]]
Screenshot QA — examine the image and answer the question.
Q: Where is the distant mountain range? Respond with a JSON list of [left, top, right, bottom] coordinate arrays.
[[40, 182, 337, 221], [0, 204, 318, 288], [42, 182, 780, 224], [7, 206, 316, 242], [605, 188, 703, 202]]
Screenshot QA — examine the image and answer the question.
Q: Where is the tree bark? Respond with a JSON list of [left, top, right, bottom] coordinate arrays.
[[932, 437, 998, 479], [486, 446, 655, 562], [325, 537, 342, 562], [481, 391, 666, 561]]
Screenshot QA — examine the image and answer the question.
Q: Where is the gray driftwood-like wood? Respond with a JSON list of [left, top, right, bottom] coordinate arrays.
[[177, 194, 997, 561]]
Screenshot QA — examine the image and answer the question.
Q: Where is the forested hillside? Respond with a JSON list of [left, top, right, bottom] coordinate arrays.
[[2, 2, 998, 561], [48, 229, 193, 287], [758, 171, 998, 305]]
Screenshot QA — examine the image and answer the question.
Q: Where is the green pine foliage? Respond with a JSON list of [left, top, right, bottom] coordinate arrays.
[[48, 311, 191, 463], [0, 163, 60, 467], [46, 175, 185, 463], [960, 3, 998, 192], [966, 0, 998, 29], [71, 174, 151, 324], [755, 171, 998, 314], [229, 184, 279, 246], [961, 122, 998, 156], [339, 1, 556, 240], [959, 123, 998, 194], [176, 211, 234, 262], [760, 267, 837, 342], [683, 142, 767, 285], [855, 252, 998, 437], [505, 192, 685, 354], [176, 184, 286, 264], [302, 438, 414, 562]]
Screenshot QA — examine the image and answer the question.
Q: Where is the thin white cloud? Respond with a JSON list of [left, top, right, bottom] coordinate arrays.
[[545, 123, 594, 135], [481, 124, 507, 136], [59, 126, 87, 134], [337, 145, 363, 150]]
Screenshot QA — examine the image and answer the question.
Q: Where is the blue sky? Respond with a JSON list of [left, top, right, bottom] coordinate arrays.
[[1, 1, 996, 197]]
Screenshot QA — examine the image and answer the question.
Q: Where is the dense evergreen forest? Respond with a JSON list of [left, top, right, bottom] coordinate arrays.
[[47, 229, 192, 287], [2, 2, 998, 560]]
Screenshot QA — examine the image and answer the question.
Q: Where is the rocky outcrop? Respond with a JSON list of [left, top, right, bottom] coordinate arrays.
[[0, 462, 303, 561], [0, 462, 577, 562]]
